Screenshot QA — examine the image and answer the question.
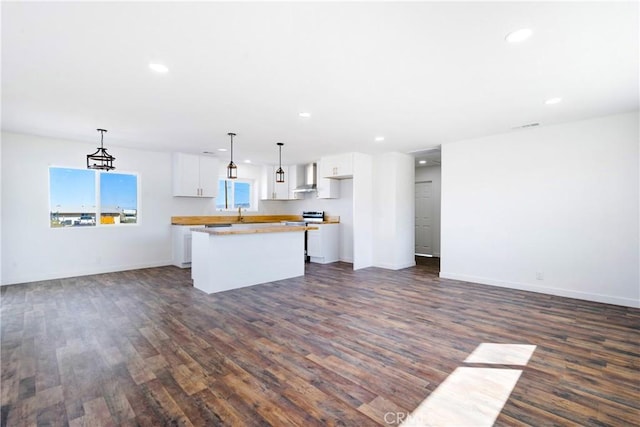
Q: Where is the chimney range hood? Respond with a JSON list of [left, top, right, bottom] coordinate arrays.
[[292, 163, 317, 192]]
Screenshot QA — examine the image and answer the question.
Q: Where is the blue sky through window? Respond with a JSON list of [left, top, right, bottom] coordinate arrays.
[[216, 180, 252, 210], [50, 168, 96, 210], [100, 173, 137, 210], [234, 182, 250, 208]]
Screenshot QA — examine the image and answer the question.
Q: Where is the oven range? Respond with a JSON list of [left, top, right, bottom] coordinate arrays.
[[283, 211, 324, 261], [283, 211, 324, 226]]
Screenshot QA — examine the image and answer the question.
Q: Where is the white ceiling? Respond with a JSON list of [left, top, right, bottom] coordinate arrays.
[[2, 1, 638, 166]]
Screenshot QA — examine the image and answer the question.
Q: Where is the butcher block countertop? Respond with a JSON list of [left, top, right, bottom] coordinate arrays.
[[171, 215, 339, 225], [192, 224, 319, 235]]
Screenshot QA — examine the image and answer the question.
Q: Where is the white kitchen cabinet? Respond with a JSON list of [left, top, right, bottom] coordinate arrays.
[[172, 225, 204, 268], [173, 153, 219, 197], [321, 153, 353, 179], [316, 158, 340, 199], [307, 223, 340, 264], [287, 164, 305, 200], [261, 165, 304, 200], [261, 165, 288, 200]]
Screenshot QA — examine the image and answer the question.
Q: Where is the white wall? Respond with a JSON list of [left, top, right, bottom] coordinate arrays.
[[260, 179, 354, 262], [352, 153, 374, 270], [0, 135, 3, 284], [373, 152, 416, 269], [440, 111, 639, 308], [415, 165, 442, 256], [0, 131, 221, 285]]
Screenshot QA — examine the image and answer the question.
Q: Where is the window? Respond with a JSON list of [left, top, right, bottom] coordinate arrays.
[[49, 167, 138, 227], [100, 172, 138, 224], [216, 179, 253, 210]]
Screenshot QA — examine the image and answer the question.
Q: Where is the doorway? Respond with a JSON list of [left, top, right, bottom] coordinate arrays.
[[415, 181, 434, 256], [414, 148, 441, 261]]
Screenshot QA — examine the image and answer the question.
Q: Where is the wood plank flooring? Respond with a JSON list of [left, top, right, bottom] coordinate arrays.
[[1, 259, 639, 426]]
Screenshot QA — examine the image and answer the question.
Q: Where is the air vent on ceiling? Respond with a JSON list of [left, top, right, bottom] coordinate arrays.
[[513, 122, 540, 130]]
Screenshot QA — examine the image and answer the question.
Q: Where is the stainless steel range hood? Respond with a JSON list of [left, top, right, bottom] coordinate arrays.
[[292, 163, 317, 192]]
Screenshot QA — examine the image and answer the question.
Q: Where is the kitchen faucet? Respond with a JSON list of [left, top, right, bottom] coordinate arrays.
[[238, 206, 244, 222]]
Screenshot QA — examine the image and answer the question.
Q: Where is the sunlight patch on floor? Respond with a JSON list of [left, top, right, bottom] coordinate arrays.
[[398, 343, 536, 427], [400, 368, 522, 427], [464, 343, 536, 365]]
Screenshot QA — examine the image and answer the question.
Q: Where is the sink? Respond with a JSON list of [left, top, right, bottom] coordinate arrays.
[[205, 223, 232, 228]]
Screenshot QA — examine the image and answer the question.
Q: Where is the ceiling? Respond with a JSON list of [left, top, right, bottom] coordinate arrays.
[[2, 2, 638, 166]]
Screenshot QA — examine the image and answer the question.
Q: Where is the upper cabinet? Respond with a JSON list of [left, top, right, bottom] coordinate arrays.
[[321, 153, 353, 179], [261, 165, 304, 200], [316, 158, 340, 199], [173, 153, 219, 197], [287, 165, 305, 200]]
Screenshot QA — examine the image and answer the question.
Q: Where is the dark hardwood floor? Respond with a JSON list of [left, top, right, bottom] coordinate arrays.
[[1, 260, 638, 426]]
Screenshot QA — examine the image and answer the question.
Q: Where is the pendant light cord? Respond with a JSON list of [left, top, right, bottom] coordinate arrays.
[[97, 128, 107, 149]]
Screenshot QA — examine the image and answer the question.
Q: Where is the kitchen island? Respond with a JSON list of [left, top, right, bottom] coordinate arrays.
[[191, 224, 315, 294]]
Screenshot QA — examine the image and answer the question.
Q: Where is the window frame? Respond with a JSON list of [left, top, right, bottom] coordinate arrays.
[[215, 178, 255, 212], [48, 166, 141, 228]]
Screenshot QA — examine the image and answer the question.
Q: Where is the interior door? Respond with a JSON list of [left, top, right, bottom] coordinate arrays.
[[415, 181, 433, 255]]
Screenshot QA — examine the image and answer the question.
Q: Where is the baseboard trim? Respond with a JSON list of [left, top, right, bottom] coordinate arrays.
[[439, 272, 639, 308], [375, 261, 417, 270], [1, 261, 173, 286]]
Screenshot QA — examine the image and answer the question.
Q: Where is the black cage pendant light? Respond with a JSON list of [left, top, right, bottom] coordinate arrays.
[[275, 142, 285, 183], [87, 128, 115, 170], [227, 132, 237, 179]]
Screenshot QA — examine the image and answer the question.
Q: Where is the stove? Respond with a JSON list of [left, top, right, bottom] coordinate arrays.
[[302, 211, 324, 223], [284, 212, 324, 261], [284, 211, 324, 226]]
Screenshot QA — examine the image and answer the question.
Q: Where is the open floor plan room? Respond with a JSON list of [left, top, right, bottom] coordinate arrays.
[[1, 261, 638, 426]]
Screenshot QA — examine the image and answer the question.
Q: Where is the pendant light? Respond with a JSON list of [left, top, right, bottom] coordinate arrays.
[[275, 142, 285, 183], [87, 129, 115, 170], [227, 132, 237, 179]]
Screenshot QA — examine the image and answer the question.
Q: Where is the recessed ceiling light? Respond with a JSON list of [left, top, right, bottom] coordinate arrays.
[[298, 112, 311, 118], [149, 63, 169, 73], [544, 97, 563, 105], [375, 136, 385, 142], [217, 148, 227, 152], [418, 160, 427, 164], [505, 28, 533, 43], [244, 159, 252, 164]]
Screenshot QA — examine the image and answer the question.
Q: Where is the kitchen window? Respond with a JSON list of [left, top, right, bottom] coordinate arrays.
[[49, 167, 139, 227], [216, 179, 253, 211]]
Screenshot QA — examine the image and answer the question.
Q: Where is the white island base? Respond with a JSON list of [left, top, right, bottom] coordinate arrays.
[[191, 226, 307, 294]]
